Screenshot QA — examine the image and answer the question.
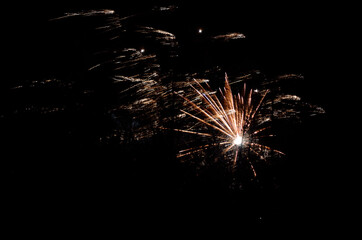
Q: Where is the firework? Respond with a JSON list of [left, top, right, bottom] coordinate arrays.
[[174, 74, 285, 176], [44, 5, 325, 180], [172, 71, 325, 179]]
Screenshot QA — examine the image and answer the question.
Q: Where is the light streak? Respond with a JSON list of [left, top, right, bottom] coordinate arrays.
[[49, 9, 115, 21], [212, 33, 246, 41]]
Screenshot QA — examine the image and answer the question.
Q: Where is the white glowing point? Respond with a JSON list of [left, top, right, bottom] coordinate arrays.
[[140, 48, 145, 53], [198, 28, 203, 34], [233, 135, 243, 146]]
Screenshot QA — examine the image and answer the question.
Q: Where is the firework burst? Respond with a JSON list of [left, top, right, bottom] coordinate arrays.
[[175, 73, 289, 177], [44, 5, 325, 182]]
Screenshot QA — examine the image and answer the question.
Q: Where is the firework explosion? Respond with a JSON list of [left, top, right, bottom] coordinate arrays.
[[1, 2, 336, 229], [175, 74, 278, 173], [5, 4, 325, 187], [24, 5, 323, 180], [172, 72, 325, 180]]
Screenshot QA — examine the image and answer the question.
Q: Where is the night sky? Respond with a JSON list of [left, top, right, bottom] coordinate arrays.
[[2, 0, 339, 235]]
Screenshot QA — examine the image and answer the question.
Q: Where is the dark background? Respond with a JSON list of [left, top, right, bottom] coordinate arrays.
[[2, 0, 338, 234]]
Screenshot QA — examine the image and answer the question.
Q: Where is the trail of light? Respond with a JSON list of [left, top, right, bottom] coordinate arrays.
[[248, 157, 257, 177], [180, 109, 235, 139], [251, 126, 271, 136], [163, 127, 213, 137]]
